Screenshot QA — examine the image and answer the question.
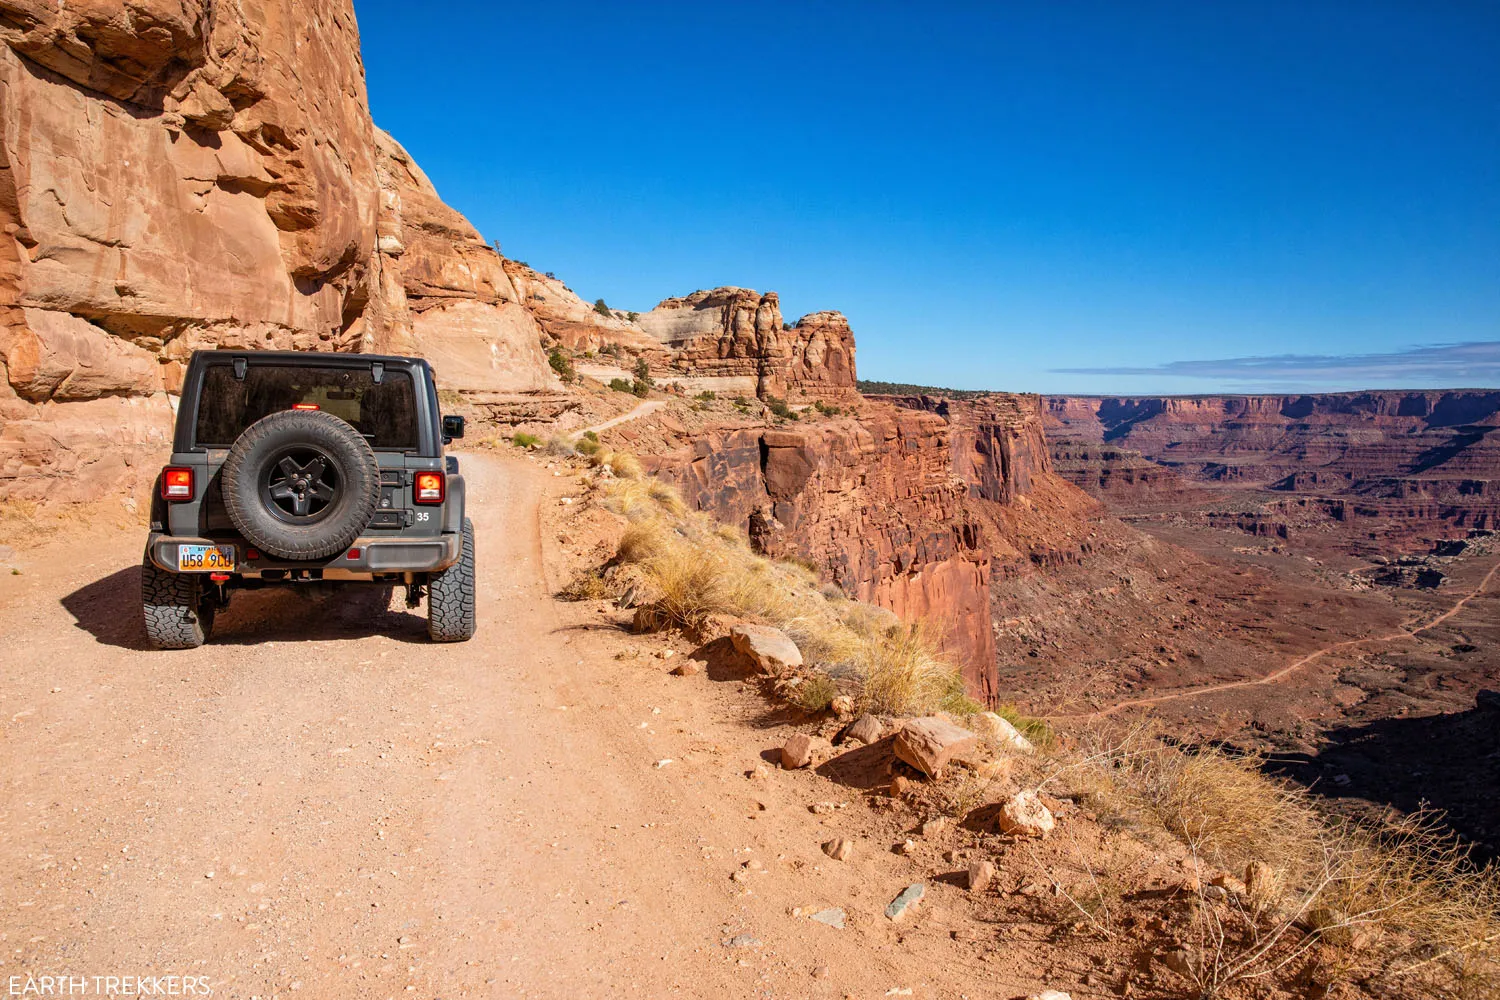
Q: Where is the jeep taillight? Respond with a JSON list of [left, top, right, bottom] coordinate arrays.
[[414, 471, 445, 505], [161, 467, 194, 501]]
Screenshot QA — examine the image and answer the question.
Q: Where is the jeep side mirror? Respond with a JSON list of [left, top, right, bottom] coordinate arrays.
[[442, 414, 466, 441]]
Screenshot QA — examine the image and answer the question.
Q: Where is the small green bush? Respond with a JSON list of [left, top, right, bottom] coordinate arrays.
[[631, 379, 651, 398], [548, 347, 575, 383], [594, 298, 612, 317], [694, 390, 717, 402], [575, 437, 603, 457], [764, 395, 796, 420], [512, 432, 541, 449], [609, 378, 633, 393], [583, 430, 599, 442]]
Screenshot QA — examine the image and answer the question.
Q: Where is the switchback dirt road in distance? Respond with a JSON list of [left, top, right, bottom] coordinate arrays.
[[0, 452, 1038, 999]]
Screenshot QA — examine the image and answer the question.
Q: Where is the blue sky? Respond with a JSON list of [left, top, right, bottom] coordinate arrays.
[[353, 1, 1499, 394]]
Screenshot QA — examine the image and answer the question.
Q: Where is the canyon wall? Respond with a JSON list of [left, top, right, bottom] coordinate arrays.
[[0, 0, 553, 501], [643, 404, 997, 700], [1047, 391, 1500, 529]]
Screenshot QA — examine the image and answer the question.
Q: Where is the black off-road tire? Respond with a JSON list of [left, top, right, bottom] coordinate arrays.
[[428, 518, 476, 642], [220, 409, 380, 561], [141, 555, 214, 649]]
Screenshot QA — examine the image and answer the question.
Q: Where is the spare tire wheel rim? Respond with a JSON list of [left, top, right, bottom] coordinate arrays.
[[262, 446, 341, 523]]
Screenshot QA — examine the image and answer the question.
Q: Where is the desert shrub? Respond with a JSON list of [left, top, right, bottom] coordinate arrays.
[[764, 395, 796, 420], [993, 703, 1054, 749], [694, 390, 717, 402], [608, 378, 633, 393], [511, 432, 540, 449], [814, 399, 842, 417], [608, 451, 644, 479], [789, 672, 839, 713], [593, 298, 611, 317], [633, 357, 650, 381], [544, 434, 577, 457], [559, 570, 611, 601], [583, 430, 599, 442], [631, 379, 651, 398], [733, 396, 753, 413], [548, 347, 575, 383], [627, 311, 639, 322], [575, 436, 603, 457]]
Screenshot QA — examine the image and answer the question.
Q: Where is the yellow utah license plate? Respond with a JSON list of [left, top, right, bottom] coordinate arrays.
[[178, 544, 236, 572]]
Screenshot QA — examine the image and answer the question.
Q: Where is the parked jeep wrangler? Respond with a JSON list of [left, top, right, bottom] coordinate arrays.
[[142, 350, 475, 648]]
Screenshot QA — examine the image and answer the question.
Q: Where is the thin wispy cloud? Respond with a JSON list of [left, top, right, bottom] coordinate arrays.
[[1053, 341, 1500, 392]]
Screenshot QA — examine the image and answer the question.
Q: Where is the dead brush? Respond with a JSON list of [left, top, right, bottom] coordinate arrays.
[[1051, 727, 1500, 998]]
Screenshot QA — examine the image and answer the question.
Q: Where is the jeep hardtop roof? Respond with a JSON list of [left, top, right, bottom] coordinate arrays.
[[175, 350, 444, 456]]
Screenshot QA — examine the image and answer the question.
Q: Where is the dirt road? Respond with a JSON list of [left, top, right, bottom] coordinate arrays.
[[0, 453, 1035, 999], [1054, 558, 1500, 721]]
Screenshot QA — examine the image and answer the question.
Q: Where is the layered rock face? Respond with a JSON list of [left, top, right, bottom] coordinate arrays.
[[1046, 393, 1500, 530], [643, 404, 996, 699], [0, 0, 552, 500], [524, 282, 860, 404]]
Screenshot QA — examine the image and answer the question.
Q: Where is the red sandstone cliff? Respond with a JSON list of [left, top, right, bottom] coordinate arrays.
[[0, 0, 554, 501], [642, 404, 996, 699], [1046, 392, 1500, 529]]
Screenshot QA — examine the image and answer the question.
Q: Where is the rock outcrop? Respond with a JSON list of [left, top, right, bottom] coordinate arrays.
[[0, 0, 553, 500], [526, 283, 860, 404], [643, 402, 996, 695]]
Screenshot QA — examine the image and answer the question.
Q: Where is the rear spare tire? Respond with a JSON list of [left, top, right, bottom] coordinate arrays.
[[220, 408, 380, 561]]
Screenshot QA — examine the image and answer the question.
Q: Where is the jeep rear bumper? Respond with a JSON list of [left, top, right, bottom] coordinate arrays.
[[146, 533, 462, 577]]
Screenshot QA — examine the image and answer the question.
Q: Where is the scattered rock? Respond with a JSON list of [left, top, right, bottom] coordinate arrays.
[[884, 883, 926, 921], [812, 965, 830, 979], [889, 775, 912, 798], [822, 837, 854, 861], [971, 711, 1036, 753], [809, 907, 846, 929], [1027, 992, 1072, 1000], [968, 859, 996, 893], [670, 660, 702, 677], [781, 734, 814, 770], [1245, 860, 1278, 902], [920, 816, 951, 838], [747, 762, 774, 781], [974, 757, 1016, 781], [1160, 947, 1199, 979], [809, 801, 839, 815], [840, 714, 884, 746], [1212, 873, 1247, 896], [996, 790, 1055, 838], [892, 717, 979, 777], [722, 933, 761, 949], [730, 624, 803, 675], [830, 695, 855, 719], [895, 838, 918, 856]]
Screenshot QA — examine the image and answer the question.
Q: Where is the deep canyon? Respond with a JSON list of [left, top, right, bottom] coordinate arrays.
[[1, 0, 1497, 860]]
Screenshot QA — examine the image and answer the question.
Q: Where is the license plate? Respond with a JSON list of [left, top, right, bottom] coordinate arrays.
[[178, 544, 236, 572]]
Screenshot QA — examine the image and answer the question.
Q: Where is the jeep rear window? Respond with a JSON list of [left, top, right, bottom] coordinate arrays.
[[194, 365, 419, 450]]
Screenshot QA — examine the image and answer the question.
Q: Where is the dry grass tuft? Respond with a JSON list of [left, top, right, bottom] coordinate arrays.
[[598, 476, 971, 716], [1045, 727, 1500, 998]]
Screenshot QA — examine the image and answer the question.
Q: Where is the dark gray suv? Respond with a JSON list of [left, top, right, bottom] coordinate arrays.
[[142, 350, 476, 648]]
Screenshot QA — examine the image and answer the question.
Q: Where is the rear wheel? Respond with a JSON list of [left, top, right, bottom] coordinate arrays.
[[141, 554, 214, 649], [428, 518, 476, 642]]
